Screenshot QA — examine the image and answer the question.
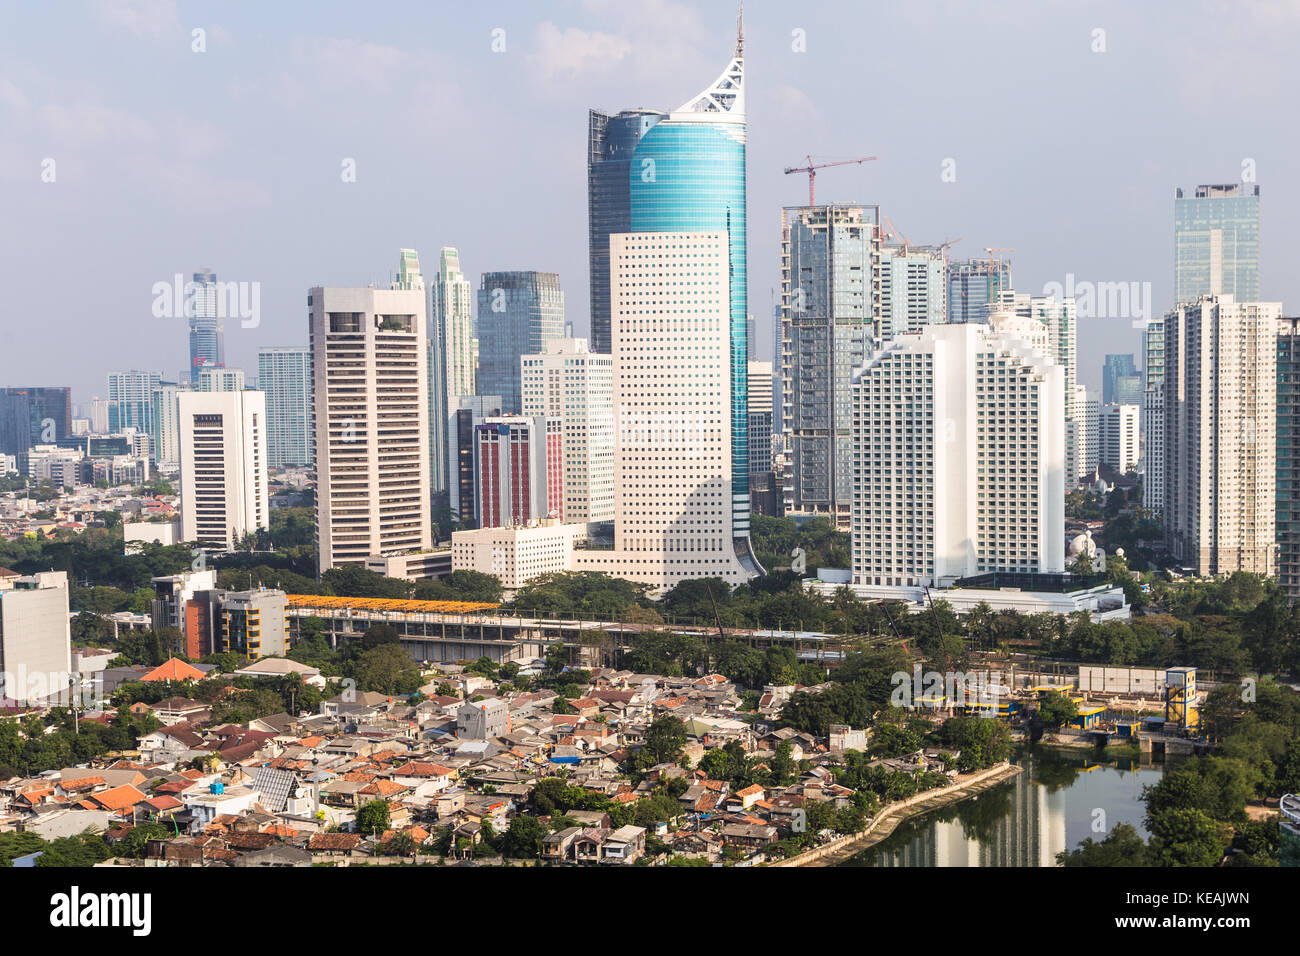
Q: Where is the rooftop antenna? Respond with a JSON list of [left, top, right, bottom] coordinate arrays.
[[736, 1, 744, 58]]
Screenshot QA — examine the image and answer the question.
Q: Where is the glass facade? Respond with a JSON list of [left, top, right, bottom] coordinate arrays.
[[258, 347, 312, 468], [1174, 184, 1260, 305], [946, 257, 1011, 324], [475, 272, 564, 415], [188, 269, 224, 377], [1278, 319, 1300, 602]]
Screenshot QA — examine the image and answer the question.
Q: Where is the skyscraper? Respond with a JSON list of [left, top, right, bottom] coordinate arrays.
[[309, 282, 432, 573], [878, 243, 947, 337], [1278, 317, 1300, 602], [449, 395, 502, 524], [746, 360, 773, 477], [1174, 184, 1260, 305], [1102, 354, 1138, 405], [106, 370, 162, 434], [474, 415, 563, 529], [0, 387, 72, 457], [1143, 319, 1166, 514], [1099, 404, 1140, 475], [521, 339, 614, 522], [587, 23, 758, 570], [574, 231, 753, 589], [946, 256, 1012, 325], [1164, 296, 1279, 575], [150, 382, 184, 467], [177, 389, 269, 550], [781, 204, 876, 527], [258, 347, 312, 468], [188, 269, 224, 378], [195, 366, 246, 392], [476, 271, 565, 415], [851, 323, 1066, 590], [428, 248, 475, 495]]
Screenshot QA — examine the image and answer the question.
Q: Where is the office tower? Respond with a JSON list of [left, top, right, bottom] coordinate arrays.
[[587, 26, 758, 569], [746, 360, 773, 477], [878, 243, 947, 338], [450, 395, 502, 523], [1164, 296, 1280, 575], [1102, 354, 1138, 405], [476, 272, 565, 415], [574, 231, 753, 589], [474, 414, 562, 528], [106, 370, 162, 434], [781, 204, 877, 527], [521, 339, 614, 522], [309, 283, 432, 572], [427, 247, 475, 495], [1278, 318, 1300, 601], [1174, 184, 1260, 305], [150, 568, 219, 653], [850, 323, 1065, 589], [195, 366, 245, 392], [150, 382, 184, 467], [1143, 319, 1166, 513], [257, 347, 312, 469], [177, 390, 269, 550], [219, 588, 288, 661], [1099, 404, 1140, 475], [188, 269, 225, 378], [946, 256, 1012, 324], [0, 571, 73, 706], [0, 387, 72, 457]]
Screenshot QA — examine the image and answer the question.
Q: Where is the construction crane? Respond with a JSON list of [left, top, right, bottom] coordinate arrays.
[[784, 155, 877, 206], [984, 246, 1015, 306], [881, 214, 910, 250], [934, 237, 963, 263]]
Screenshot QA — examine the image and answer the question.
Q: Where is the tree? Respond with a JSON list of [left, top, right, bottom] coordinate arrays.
[[1057, 822, 1148, 866], [361, 623, 401, 651], [356, 800, 391, 839], [384, 832, 417, 858], [643, 715, 687, 765], [1037, 693, 1078, 729], [352, 644, 421, 696], [502, 815, 546, 859]]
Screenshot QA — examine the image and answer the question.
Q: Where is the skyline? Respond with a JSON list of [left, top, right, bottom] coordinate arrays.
[[2, 0, 1298, 402]]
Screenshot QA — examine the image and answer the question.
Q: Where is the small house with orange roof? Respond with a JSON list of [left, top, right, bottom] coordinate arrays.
[[140, 658, 206, 683]]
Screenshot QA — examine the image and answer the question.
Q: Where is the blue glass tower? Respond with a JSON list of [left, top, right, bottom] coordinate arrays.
[[588, 22, 759, 574]]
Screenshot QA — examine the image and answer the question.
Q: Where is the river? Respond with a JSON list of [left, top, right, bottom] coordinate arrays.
[[838, 746, 1167, 866]]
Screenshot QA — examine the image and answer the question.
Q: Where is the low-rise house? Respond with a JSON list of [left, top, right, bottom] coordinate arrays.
[[603, 825, 647, 863], [541, 826, 582, 862], [721, 822, 778, 850]]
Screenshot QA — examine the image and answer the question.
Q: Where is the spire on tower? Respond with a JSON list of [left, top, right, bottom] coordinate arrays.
[[736, 1, 744, 58]]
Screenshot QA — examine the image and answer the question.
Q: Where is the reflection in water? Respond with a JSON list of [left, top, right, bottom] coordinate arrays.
[[840, 747, 1163, 867]]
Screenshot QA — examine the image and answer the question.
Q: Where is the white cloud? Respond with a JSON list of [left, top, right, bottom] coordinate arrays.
[[95, 0, 179, 39], [0, 77, 28, 113], [528, 22, 632, 79]]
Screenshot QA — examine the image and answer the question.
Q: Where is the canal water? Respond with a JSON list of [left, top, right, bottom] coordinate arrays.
[[839, 746, 1167, 866]]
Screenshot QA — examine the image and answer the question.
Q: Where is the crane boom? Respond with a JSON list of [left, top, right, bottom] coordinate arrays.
[[783, 155, 877, 206]]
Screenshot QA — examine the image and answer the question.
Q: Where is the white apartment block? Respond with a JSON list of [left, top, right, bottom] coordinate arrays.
[[177, 390, 269, 550], [1099, 404, 1140, 475], [451, 523, 585, 590], [151, 383, 184, 467], [1164, 295, 1279, 575], [573, 231, 752, 591], [521, 338, 615, 522], [309, 285, 432, 572], [850, 323, 1066, 590], [195, 366, 246, 392], [0, 570, 73, 707]]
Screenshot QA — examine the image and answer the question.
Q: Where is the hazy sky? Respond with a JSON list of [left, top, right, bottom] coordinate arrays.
[[2, 0, 1297, 404]]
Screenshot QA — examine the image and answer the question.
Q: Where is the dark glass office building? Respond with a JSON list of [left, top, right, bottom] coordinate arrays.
[[0, 386, 72, 457]]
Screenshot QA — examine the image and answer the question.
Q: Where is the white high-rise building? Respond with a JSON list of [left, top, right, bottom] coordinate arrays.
[[521, 338, 614, 522], [851, 323, 1065, 590], [574, 231, 753, 590], [309, 282, 432, 572], [150, 382, 185, 467], [1080, 391, 1100, 476], [1099, 404, 1140, 475], [429, 247, 476, 495], [0, 570, 73, 707], [1164, 295, 1279, 575], [747, 360, 774, 477], [257, 347, 312, 468], [195, 366, 246, 392], [177, 389, 269, 550], [877, 243, 947, 337]]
